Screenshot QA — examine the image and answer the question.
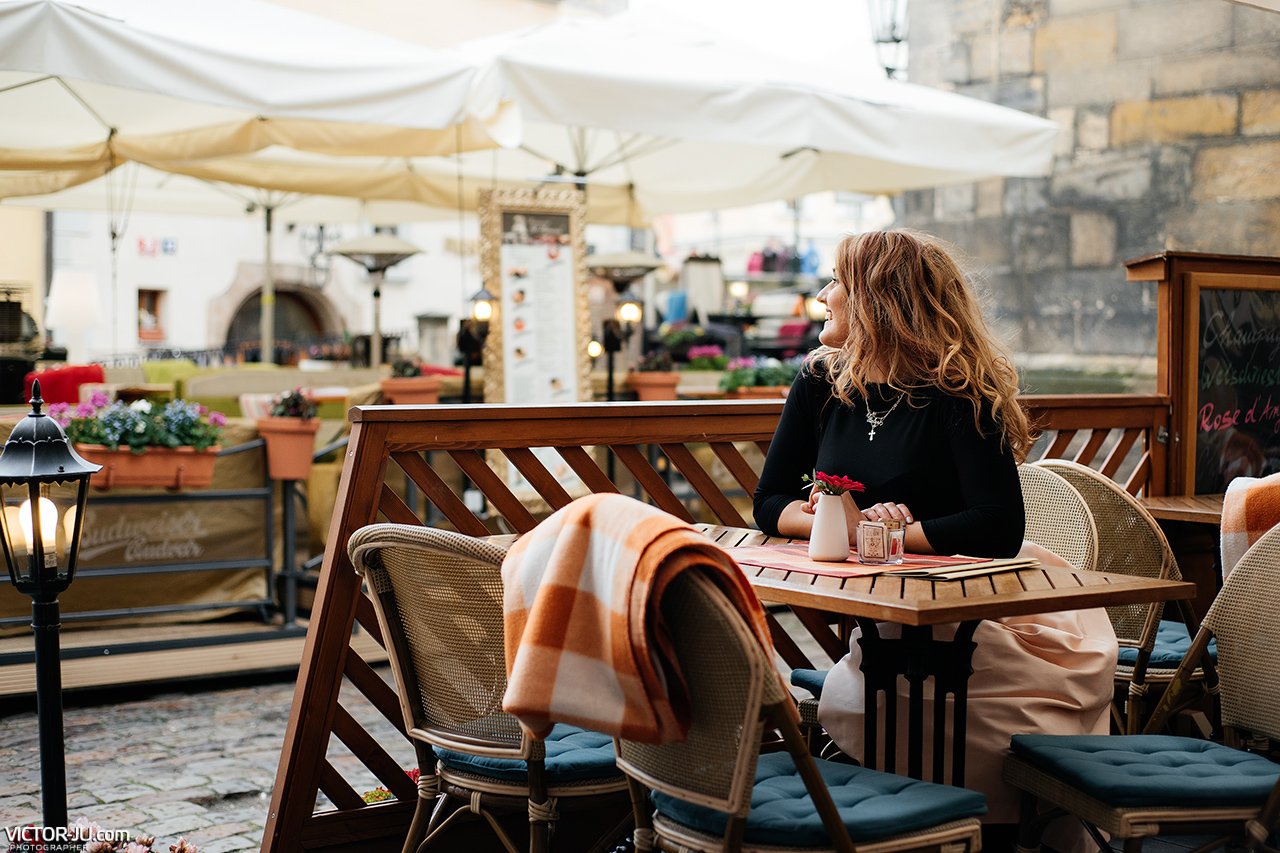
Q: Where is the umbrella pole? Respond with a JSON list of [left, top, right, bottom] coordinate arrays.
[[261, 206, 276, 364], [371, 269, 384, 372]]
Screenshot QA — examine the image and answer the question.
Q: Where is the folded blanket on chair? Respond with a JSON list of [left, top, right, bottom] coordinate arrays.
[[501, 493, 776, 743], [1221, 472, 1280, 578]]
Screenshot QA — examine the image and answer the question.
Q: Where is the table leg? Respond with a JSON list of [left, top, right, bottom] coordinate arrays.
[[855, 618, 979, 786]]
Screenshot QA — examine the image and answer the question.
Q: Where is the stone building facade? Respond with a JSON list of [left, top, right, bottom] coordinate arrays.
[[900, 0, 1280, 356]]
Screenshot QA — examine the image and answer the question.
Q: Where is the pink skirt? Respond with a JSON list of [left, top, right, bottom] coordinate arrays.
[[817, 543, 1117, 830]]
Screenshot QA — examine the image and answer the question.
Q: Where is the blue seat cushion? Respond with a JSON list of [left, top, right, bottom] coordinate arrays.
[[653, 750, 986, 846], [1011, 735, 1280, 807], [435, 723, 619, 783], [790, 668, 828, 699], [1116, 620, 1218, 669]]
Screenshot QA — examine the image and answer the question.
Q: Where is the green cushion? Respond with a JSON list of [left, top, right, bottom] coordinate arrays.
[[434, 723, 620, 784], [141, 359, 200, 389], [1011, 735, 1280, 807], [1116, 620, 1218, 669], [653, 751, 986, 846], [790, 668, 827, 699]]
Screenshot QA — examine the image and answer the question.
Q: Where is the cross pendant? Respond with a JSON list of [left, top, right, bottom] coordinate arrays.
[[868, 427, 877, 441]]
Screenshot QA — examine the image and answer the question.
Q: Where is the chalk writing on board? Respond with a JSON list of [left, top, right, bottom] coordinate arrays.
[[1195, 288, 1280, 493]]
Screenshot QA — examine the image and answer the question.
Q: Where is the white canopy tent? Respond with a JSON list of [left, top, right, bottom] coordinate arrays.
[[0, 0, 512, 357], [9, 7, 1059, 228]]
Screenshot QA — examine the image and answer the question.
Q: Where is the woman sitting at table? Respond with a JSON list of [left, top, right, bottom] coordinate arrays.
[[753, 230, 1115, 845]]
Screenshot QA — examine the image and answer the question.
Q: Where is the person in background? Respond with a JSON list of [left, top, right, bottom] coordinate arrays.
[[754, 230, 1114, 851]]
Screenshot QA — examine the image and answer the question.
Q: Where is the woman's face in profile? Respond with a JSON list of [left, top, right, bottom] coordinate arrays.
[[816, 276, 850, 347]]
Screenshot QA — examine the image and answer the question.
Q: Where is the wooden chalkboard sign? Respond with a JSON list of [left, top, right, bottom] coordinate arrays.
[[1126, 252, 1280, 495], [1191, 274, 1280, 493]]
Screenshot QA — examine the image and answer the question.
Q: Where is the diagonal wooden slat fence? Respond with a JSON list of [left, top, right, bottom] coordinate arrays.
[[261, 394, 1170, 852]]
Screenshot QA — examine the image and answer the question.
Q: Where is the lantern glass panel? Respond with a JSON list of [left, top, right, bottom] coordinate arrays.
[[0, 480, 87, 588]]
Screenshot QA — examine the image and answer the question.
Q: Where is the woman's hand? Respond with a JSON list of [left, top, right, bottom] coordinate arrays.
[[862, 502, 914, 525]]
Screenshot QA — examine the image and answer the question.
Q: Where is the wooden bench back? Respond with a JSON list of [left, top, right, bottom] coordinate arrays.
[[263, 394, 1170, 852]]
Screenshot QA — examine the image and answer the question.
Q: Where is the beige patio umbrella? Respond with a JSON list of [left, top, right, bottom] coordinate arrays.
[[0, 0, 512, 359]]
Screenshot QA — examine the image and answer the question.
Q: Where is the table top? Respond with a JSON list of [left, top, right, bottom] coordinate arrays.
[[702, 525, 1196, 626], [1140, 493, 1224, 526]]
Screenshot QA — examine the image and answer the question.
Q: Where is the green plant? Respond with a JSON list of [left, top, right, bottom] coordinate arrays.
[[718, 356, 802, 391], [269, 387, 317, 420], [50, 397, 225, 453], [636, 350, 675, 372], [390, 358, 422, 378]]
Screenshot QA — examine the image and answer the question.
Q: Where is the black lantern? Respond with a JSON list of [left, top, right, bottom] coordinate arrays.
[[602, 288, 644, 402], [457, 286, 496, 404], [0, 380, 101, 830]]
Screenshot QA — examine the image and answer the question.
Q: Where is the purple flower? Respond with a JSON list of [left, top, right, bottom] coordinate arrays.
[[90, 390, 111, 408], [75, 402, 96, 418], [208, 411, 227, 427]]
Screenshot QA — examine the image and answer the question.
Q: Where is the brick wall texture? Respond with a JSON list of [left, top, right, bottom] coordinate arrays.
[[899, 0, 1280, 355]]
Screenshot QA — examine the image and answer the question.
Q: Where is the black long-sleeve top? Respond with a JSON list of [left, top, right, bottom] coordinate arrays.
[[753, 368, 1025, 557]]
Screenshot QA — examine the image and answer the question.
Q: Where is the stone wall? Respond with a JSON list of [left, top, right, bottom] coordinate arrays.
[[900, 0, 1280, 356]]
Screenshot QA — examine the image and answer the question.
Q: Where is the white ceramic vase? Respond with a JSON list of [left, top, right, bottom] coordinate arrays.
[[808, 493, 851, 561]]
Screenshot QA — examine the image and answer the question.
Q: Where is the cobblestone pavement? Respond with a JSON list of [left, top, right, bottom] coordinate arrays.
[[0, 671, 412, 853]]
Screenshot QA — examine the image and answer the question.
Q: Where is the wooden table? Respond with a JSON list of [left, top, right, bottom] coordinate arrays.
[[1140, 493, 1223, 622], [702, 525, 1196, 785]]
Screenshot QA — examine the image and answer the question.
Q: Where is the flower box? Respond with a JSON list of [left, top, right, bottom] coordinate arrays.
[[75, 444, 220, 491], [726, 385, 788, 399], [380, 375, 443, 405], [627, 371, 680, 401], [257, 417, 321, 480]]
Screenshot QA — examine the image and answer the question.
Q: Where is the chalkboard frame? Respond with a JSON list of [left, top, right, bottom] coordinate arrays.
[[1182, 271, 1280, 494]]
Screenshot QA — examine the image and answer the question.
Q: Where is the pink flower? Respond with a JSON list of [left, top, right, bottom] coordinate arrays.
[[75, 402, 95, 418], [208, 411, 227, 427], [804, 471, 866, 496], [90, 390, 111, 408]]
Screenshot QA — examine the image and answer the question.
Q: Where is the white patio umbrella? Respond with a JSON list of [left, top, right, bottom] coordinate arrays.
[[0, 0, 512, 357], [10, 6, 1060, 228]]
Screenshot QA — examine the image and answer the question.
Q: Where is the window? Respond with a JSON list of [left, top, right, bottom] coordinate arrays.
[[138, 289, 165, 342]]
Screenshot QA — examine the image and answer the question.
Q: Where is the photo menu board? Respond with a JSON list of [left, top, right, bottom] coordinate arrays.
[[1192, 275, 1280, 493], [479, 188, 590, 405], [478, 188, 592, 497]]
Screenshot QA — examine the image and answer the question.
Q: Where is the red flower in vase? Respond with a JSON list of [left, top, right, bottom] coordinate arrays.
[[802, 471, 866, 496]]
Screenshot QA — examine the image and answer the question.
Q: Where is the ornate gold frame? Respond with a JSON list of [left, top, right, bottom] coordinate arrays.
[[478, 187, 591, 404]]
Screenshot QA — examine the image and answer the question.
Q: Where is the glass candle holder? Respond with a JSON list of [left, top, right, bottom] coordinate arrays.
[[856, 519, 905, 565]]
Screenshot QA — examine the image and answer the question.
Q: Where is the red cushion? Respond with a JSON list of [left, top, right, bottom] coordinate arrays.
[[24, 364, 106, 406]]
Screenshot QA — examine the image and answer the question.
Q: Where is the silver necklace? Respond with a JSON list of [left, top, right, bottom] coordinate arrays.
[[864, 394, 903, 441]]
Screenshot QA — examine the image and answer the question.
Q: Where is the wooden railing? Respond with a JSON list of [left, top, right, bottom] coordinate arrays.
[[262, 393, 1171, 852]]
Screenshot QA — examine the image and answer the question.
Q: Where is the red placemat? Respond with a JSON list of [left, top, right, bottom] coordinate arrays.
[[729, 543, 990, 579]]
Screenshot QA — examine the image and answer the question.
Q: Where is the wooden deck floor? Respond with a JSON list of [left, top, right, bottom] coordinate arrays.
[[0, 619, 386, 697]]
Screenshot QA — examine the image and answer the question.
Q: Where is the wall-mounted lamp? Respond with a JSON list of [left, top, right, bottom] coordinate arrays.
[[458, 286, 496, 404]]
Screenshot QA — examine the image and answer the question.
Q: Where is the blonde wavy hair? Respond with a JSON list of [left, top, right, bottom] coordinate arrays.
[[808, 230, 1033, 461]]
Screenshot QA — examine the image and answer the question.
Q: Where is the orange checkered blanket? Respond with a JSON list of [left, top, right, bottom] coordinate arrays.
[[501, 493, 776, 743], [1221, 472, 1280, 578]]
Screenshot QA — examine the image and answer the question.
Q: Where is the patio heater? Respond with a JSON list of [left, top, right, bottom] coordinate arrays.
[[458, 286, 495, 404], [0, 380, 100, 830], [329, 234, 422, 372]]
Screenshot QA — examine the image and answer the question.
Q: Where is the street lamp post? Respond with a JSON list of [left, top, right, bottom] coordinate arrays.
[[601, 289, 643, 402], [0, 380, 100, 830], [329, 234, 423, 372]]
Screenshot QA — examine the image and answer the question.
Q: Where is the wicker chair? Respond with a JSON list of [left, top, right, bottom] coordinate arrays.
[[1036, 460, 1212, 733], [1004, 523, 1280, 853], [1017, 463, 1099, 572], [615, 570, 986, 852], [348, 524, 630, 853]]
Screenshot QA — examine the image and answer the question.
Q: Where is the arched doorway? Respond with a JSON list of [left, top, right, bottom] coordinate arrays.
[[227, 290, 338, 363]]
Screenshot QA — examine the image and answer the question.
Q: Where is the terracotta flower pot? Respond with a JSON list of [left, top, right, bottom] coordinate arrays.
[[256, 417, 321, 481], [627, 371, 680, 401], [75, 444, 220, 491], [726, 385, 789, 399], [380, 375, 444, 405]]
